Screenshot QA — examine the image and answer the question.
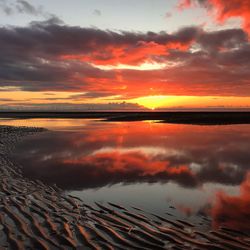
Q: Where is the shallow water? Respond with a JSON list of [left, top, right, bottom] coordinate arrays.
[[1, 118, 250, 232]]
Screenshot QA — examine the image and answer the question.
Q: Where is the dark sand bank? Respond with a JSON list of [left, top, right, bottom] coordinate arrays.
[[1, 111, 250, 125], [0, 125, 250, 249]]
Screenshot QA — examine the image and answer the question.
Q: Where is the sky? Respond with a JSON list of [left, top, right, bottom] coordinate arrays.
[[0, 0, 250, 110]]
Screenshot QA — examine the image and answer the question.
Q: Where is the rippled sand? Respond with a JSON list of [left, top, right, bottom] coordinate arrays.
[[0, 125, 249, 249]]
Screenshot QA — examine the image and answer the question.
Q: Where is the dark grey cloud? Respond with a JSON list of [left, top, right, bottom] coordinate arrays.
[[0, 23, 198, 57], [70, 91, 118, 99], [197, 29, 248, 53], [29, 16, 64, 26]]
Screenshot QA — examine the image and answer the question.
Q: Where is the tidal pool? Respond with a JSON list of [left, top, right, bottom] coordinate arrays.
[[2, 118, 250, 232]]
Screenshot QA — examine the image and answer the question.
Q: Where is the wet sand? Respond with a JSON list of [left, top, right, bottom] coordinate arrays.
[[0, 125, 250, 249]]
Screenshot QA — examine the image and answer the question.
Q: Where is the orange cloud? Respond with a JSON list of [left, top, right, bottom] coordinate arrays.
[[179, 0, 250, 32], [62, 41, 192, 66], [211, 0, 250, 32]]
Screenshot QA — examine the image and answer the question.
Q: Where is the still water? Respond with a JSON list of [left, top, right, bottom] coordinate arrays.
[[1, 118, 250, 232]]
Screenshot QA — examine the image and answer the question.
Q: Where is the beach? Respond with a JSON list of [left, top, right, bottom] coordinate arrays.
[[0, 125, 250, 250]]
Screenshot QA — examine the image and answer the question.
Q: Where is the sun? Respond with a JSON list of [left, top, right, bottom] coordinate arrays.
[[129, 95, 169, 109]]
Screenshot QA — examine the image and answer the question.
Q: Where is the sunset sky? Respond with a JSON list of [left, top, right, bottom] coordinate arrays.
[[0, 0, 250, 110]]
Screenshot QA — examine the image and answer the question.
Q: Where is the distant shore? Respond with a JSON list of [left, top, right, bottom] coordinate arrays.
[[1, 111, 250, 125], [0, 125, 249, 249]]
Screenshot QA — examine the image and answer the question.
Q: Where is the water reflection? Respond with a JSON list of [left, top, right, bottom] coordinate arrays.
[[212, 173, 250, 231], [12, 122, 249, 189], [9, 120, 250, 231]]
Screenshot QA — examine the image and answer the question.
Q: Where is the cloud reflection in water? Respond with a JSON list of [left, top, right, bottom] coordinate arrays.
[[11, 121, 250, 231]]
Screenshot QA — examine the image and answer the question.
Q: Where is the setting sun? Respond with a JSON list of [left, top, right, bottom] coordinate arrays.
[[130, 95, 170, 109]]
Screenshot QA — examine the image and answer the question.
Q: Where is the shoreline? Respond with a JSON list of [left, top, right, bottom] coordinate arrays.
[[0, 125, 249, 249], [1, 111, 250, 125]]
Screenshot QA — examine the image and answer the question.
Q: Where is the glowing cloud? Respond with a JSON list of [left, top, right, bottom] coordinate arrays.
[[179, 0, 250, 32]]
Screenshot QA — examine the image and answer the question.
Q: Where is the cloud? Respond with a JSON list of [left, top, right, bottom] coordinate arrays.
[[0, 102, 145, 111], [0, 22, 199, 63], [197, 28, 247, 52], [29, 16, 64, 26], [93, 9, 101, 16], [0, 23, 199, 94], [0, 98, 13, 101], [178, 0, 250, 32], [0, 21, 250, 98], [69, 91, 119, 99], [0, 0, 13, 14], [16, 0, 41, 15], [0, 0, 60, 21], [165, 12, 172, 19]]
